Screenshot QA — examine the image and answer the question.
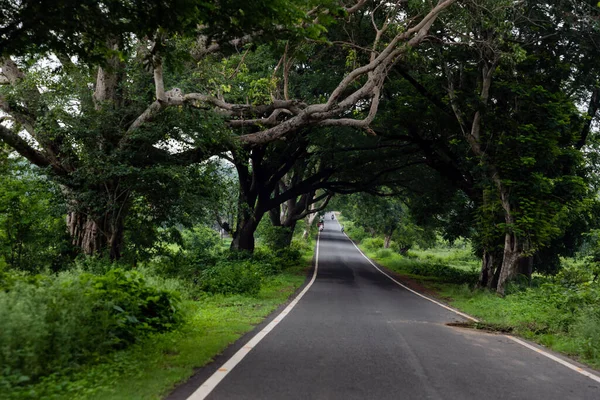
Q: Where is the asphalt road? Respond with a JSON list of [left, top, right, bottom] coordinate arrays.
[[178, 213, 600, 400]]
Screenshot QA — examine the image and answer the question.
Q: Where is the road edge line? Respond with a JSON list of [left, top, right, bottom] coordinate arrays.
[[505, 336, 600, 384], [343, 230, 600, 384], [344, 234, 478, 322], [186, 233, 321, 400]]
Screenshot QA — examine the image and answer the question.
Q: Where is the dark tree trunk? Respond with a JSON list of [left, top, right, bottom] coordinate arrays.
[[230, 214, 260, 252], [517, 256, 533, 281], [279, 220, 297, 248], [398, 246, 410, 256], [268, 208, 297, 249], [108, 218, 125, 260], [478, 250, 501, 289]]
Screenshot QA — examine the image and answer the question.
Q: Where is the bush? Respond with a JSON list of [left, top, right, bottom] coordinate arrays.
[[572, 306, 600, 360], [555, 259, 595, 285], [256, 221, 295, 250], [375, 248, 393, 259], [346, 225, 368, 243], [199, 262, 261, 295], [274, 242, 304, 269], [405, 261, 478, 284], [363, 237, 385, 251], [152, 226, 220, 281], [0, 268, 183, 387]]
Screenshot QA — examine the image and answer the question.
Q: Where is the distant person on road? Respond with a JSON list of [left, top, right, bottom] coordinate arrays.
[[340, 225, 344, 233], [331, 214, 334, 220]]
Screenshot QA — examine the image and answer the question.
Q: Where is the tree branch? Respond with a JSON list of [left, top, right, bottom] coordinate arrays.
[[0, 124, 50, 168]]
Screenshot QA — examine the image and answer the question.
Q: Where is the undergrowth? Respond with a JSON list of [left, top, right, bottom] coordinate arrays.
[[2, 229, 315, 399]]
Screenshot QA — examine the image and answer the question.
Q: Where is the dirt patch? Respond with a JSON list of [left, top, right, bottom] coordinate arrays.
[[447, 321, 513, 334]]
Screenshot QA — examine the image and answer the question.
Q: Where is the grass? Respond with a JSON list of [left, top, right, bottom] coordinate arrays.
[[6, 249, 313, 400]]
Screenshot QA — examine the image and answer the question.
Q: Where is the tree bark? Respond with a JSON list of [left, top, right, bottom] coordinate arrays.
[[268, 207, 297, 249], [496, 231, 522, 295], [279, 220, 297, 248], [65, 188, 130, 260], [303, 212, 318, 240], [230, 214, 260, 252], [67, 211, 106, 256], [478, 250, 500, 289], [384, 234, 392, 249]]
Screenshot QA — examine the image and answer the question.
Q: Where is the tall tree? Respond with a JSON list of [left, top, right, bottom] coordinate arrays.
[[1, 0, 457, 257]]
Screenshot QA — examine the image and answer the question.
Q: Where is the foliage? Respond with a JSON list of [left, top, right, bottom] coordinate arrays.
[[338, 194, 436, 252], [2, 252, 310, 400], [0, 153, 72, 272], [199, 262, 262, 296], [256, 219, 295, 250], [198, 241, 306, 295], [362, 237, 385, 251], [0, 267, 183, 388]]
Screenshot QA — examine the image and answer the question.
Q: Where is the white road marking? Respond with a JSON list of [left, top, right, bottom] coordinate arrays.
[[506, 336, 600, 384], [186, 233, 321, 400], [339, 222, 600, 385], [341, 230, 478, 322]]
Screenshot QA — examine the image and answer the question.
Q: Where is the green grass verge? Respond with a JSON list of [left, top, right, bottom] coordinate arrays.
[[7, 250, 313, 400]]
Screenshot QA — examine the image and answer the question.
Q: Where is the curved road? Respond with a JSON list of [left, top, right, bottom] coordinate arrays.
[[173, 213, 600, 400]]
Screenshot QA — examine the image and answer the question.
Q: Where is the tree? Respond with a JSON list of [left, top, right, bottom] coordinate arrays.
[[376, 0, 600, 293], [0, 149, 72, 271], [1, 0, 457, 258]]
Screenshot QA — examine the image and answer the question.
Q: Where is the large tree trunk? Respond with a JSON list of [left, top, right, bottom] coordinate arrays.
[[65, 187, 130, 260], [496, 231, 522, 295], [66, 209, 127, 260], [279, 220, 297, 248], [67, 212, 106, 256], [230, 214, 260, 252], [268, 207, 298, 249], [231, 187, 263, 252]]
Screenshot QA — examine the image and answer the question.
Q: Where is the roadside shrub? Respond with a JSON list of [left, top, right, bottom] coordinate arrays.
[[0, 268, 183, 387], [199, 262, 261, 295], [405, 261, 478, 284], [256, 221, 295, 250], [274, 242, 304, 269], [390, 241, 412, 255], [363, 237, 384, 251], [572, 305, 600, 360], [346, 225, 368, 242], [153, 226, 220, 281], [555, 260, 595, 285], [375, 248, 393, 258], [184, 225, 220, 258]]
